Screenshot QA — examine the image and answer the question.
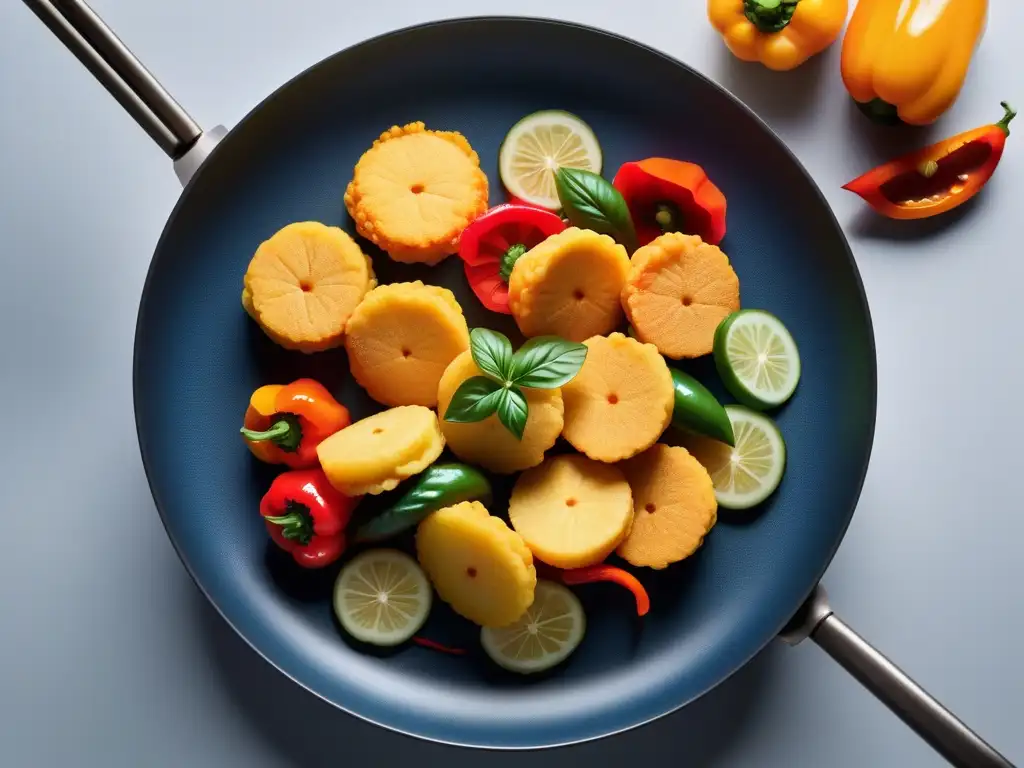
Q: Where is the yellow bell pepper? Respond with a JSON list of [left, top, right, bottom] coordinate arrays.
[[708, 0, 848, 71], [841, 0, 988, 126]]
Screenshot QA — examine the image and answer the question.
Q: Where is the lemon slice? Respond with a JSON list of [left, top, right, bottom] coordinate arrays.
[[480, 580, 586, 674], [333, 549, 432, 646], [684, 406, 786, 510], [499, 110, 602, 210]]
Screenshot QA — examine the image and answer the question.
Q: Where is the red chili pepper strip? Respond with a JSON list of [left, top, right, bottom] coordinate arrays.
[[458, 204, 566, 314], [613, 159, 727, 247], [843, 102, 1016, 220], [240, 378, 351, 469], [259, 468, 359, 568], [412, 637, 467, 656], [556, 565, 651, 617]]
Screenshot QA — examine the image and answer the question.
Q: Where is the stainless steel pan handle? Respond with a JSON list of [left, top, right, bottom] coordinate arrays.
[[783, 585, 1014, 768], [21, 0, 224, 184]]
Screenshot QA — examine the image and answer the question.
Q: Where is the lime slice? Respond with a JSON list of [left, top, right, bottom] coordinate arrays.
[[480, 580, 585, 674], [684, 406, 786, 510], [333, 549, 432, 646], [499, 110, 602, 210], [713, 309, 801, 410]]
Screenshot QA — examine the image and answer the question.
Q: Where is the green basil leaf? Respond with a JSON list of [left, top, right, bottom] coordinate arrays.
[[469, 327, 514, 382], [509, 336, 588, 388], [443, 377, 503, 423], [496, 386, 529, 440], [555, 167, 638, 251]]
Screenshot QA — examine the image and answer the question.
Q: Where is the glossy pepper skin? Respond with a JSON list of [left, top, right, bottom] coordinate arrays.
[[240, 379, 351, 469], [708, 0, 848, 72], [260, 468, 359, 568], [670, 368, 735, 446], [457, 203, 566, 314], [841, 0, 988, 126], [613, 159, 728, 247], [354, 463, 492, 543], [843, 102, 1015, 220]]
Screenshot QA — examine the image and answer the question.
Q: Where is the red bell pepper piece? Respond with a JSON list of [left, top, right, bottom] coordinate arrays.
[[457, 203, 566, 314], [505, 195, 560, 213], [613, 158, 727, 247], [260, 468, 359, 568], [843, 102, 1016, 220], [240, 378, 351, 469]]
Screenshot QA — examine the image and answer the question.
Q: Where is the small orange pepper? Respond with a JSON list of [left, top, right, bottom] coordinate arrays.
[[240, 379, 351, 469], [843, 102, 1015, 220], [708, 0, 848, 72]]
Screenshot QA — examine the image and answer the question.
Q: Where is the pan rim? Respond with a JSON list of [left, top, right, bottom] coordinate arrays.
[[132, 14, 877, 750]]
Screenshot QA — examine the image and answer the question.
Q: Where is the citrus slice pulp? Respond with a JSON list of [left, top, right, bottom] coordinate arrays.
[[684, 405, 786, 510], [713, 309, 801, 410], [333, 549, 432, 646], [498, 110, 602, 210], [480, 580, 585, 674]]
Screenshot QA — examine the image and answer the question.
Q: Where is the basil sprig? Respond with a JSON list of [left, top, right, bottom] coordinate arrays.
[[443, 328, 587, 440], [509, 336, 588, 387], [555, 167, 637, 252], [442, 377, 505, 423]]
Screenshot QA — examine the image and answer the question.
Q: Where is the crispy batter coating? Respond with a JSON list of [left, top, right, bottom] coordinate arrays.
[[345, 122, 489, 265]]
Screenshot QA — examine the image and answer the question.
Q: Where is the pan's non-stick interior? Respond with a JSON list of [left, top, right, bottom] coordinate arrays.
[[134, 19, 875, 748]]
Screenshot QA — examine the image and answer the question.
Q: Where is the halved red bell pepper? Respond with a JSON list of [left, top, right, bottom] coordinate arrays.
[[260, 468, 359, 568], [240, 378, 351, 469], [843, 102, 1016, 220], [458, 203, 566, 314], [613, 158, 727, 247]]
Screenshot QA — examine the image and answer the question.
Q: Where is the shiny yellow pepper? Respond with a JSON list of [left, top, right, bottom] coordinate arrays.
[[708, 0, 848, 71], [841, 0, 988, 126]]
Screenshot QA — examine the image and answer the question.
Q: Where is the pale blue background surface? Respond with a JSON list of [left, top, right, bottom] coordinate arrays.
[[1, 1, 1022, 766]]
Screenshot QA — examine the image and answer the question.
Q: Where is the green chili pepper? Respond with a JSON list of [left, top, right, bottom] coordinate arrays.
[[670, 368, 735, 446], [353, 464, 493, 543]]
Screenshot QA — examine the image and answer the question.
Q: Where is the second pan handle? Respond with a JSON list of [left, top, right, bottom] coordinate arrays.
[[782, 585, 1015, 768], [22, 0, 202, 159]]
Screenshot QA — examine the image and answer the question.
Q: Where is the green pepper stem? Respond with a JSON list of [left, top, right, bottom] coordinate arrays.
[[239, 413, 302, 452], [264, 502, 313, 546], [744, 0, 799, 33], [997, 102, 1017, 136], [240, 420, 292, 442], [857, 98, 902, 126], [499, 243, 528, 283]]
